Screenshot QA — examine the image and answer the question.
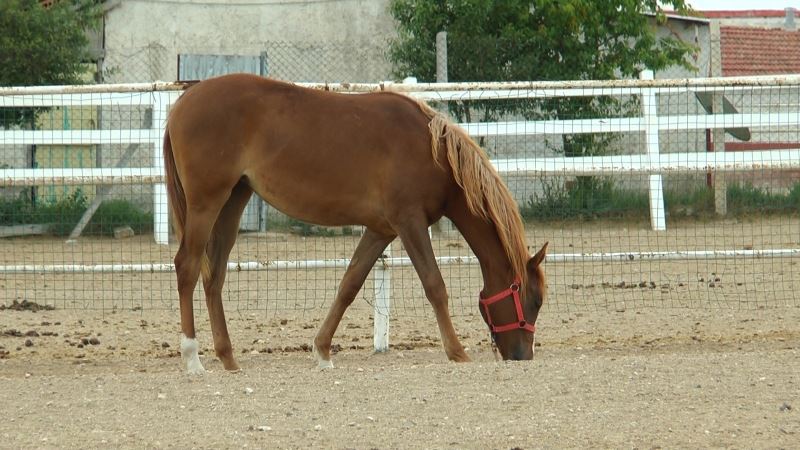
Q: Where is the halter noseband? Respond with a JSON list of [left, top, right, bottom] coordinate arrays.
[[479, 277, 536, 334]]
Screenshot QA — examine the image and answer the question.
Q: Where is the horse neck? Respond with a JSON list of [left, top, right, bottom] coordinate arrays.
[[447, 203, 516, 296]]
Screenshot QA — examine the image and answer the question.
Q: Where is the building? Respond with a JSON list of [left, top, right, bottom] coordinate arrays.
[[697, 7, 800, 189], [711, 9, 800, 76], [99, 0, 395, 83]]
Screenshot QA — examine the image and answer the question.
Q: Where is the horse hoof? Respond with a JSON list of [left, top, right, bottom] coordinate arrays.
[[449, 353, 471, 363], [221, 359, 241, 372], [185, 363, 206, 375], [317, 359, 334, 370], [181, 335, 206, 375], [312, 341, 334, 369]]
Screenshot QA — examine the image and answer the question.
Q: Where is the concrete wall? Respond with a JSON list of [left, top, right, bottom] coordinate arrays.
[[101, 0, 396, 83], [654, 17, 711, 79]]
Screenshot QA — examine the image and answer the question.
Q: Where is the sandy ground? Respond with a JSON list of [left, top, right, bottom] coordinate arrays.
[[1, 305, 798, 449], [1, 218, 799, 448]]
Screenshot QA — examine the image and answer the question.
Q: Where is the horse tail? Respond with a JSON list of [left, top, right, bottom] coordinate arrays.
[[421, 103, 530, 284], [163, 126, 186, 241]]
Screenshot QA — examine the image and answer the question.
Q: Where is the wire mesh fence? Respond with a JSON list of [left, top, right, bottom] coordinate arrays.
[[1, 75, 799, 324]]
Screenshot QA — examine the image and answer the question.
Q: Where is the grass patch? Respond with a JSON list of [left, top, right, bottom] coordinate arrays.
[[521, 180, 800, 222], [83, 199, 154, 236], [728, 182, 800, 215], [0, 189, 153, 237]]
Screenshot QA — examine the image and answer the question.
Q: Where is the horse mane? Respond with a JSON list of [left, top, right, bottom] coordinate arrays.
[[414, 99, 530, 285]]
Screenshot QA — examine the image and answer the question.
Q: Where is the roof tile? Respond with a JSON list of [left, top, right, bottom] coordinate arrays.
[[721, 26, 800, 76]]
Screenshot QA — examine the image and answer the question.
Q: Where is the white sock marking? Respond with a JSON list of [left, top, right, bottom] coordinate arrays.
[[181, 335, 205, 375], [312, 341, 334, 370]]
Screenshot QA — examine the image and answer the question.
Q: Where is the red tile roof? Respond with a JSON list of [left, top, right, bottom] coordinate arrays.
[[720, 26, 800, 76]]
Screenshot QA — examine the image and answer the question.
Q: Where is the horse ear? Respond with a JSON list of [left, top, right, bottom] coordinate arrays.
[[528, 242, 549, 269]]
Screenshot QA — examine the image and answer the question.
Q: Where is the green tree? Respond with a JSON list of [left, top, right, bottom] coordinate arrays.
[[389, 0, 697, 215], [0, 0, 101, 87], [390, 0, 695, 84], [1, 0, 101, 207]]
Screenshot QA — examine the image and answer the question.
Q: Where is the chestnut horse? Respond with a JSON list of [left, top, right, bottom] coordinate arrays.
[[163, 73, 548, 374]]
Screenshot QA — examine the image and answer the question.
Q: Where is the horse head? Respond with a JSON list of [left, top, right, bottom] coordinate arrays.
[[479, 242, 548, 360]]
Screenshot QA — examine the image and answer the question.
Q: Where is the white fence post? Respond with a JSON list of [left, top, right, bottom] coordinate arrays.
[[373, 250, 391, 353], [152, 92, 170, 245], [639, 70, 666, 231]]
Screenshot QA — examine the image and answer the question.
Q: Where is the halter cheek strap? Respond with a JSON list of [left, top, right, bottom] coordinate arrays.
[[479, 277, 536, 334]]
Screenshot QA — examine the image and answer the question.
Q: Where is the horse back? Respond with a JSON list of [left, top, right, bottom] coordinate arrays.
[[167, 74, 454, 229]]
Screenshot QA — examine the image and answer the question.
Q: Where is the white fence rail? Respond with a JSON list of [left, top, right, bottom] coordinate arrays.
[[4, 247, 800, 275], [0, 88, 178, 244]]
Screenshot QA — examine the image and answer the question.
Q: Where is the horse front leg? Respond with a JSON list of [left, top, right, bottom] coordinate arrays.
[[313, 229, 395, 369], [396, 220, 470, 363]]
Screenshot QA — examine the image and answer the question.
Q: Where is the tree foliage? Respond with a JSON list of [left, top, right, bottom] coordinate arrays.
[[0, 0, 101, 87], [389, 0, 697, 83], [389, 0, 699, 213], [389, 0, 698, 139]]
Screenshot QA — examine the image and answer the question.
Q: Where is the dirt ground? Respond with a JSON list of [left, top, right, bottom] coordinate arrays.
[[1, 219, 799, 448], [1, 305, 798, 449]]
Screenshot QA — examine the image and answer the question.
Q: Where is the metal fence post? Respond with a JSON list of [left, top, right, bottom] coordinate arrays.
[[640, 70, 666, 231], [436, 31, 448, 82], [709, 20, 727, 216]]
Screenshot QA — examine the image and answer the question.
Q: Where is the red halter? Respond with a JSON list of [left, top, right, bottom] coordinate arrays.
[[479, 277, 536, 334]]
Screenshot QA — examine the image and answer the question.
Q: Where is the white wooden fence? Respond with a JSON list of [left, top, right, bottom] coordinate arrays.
[[4, 73, 800, 238], [2, 73, 800, 350]]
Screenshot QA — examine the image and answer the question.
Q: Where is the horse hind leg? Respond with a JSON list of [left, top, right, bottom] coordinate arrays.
[[201, 182, 253, 372], [313, 229, 395, 369], [175, 193, 230, 375]]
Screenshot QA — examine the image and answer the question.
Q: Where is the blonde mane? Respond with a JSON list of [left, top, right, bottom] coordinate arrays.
[[415, 100, 530, 284]]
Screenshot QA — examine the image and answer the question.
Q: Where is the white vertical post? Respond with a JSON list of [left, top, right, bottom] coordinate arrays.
[[640, 70, 666, 231], [372, 250, 391, 353], [152, 92, 170, 245]]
